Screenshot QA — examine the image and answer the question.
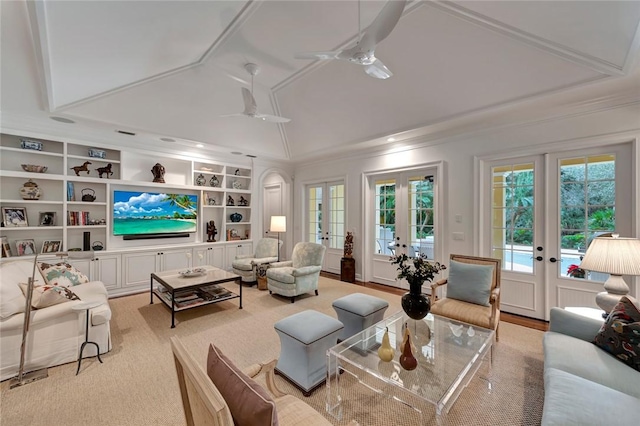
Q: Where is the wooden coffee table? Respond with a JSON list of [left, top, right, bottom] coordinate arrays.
[[150, 265, 241, 328]]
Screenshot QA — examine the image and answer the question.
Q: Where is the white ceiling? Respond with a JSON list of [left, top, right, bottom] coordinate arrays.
[[1, 0, 639, 162]]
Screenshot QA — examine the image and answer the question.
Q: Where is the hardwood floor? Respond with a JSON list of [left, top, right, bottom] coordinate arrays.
[[322, 272, 549, 332]]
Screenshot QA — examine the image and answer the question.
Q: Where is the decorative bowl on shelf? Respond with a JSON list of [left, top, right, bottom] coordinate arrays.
[[230, 212, 243, 222], [21, 164, 48, 173], [179, 268, 206, 278]]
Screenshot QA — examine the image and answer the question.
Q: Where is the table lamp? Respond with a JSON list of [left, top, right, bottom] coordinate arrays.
[[579, 235, 640, 315], [270, 216, 286, 262]]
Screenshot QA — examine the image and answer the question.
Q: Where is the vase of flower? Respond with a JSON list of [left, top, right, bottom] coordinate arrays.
[[391, 253, 446, 320], [402, 278, 431, 320]]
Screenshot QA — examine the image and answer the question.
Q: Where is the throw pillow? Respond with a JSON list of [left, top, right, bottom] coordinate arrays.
[[38, 262, 89, 287], [593, 296, 640, 372], [445, 260, 494, 306], [0, 261, 31, 319], [206, 344, 278, 426], [19, 282, 81, 309]]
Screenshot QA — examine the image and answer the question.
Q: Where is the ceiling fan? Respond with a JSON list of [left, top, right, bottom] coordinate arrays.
[[220, 63, 291, 123], [294, 0, 407, 79]]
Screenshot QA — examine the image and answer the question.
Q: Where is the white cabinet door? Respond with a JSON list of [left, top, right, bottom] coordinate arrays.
[[67, 258, 94, 280], [160, 248, 191, 271], [93, 254, 121, 290], [122, 251, 157, 288], [225, 242, 253, 270], [208, 246, 225, 269]]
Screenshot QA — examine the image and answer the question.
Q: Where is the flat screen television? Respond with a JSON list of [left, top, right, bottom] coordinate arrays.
[[113, 190, 198, 238]]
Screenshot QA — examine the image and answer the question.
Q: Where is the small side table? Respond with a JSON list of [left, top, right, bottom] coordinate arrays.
[[72, 301, 104, 375], [341, 257, 355, 283], [256, 264, 269, 291]]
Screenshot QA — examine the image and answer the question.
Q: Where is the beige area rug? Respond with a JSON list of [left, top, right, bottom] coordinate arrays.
[[0, 277, 544, 425]]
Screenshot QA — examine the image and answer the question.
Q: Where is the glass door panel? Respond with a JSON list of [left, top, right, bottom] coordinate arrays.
[[374, 179, 396, 255]]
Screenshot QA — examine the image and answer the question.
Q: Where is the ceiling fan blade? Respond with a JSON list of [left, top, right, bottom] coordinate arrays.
[[359, 0, 407, 51], [294, 51, 341, 60], [364, 58, 393, 79], [241, 87, 257, 115], [254, 113, 291, 123], [219, 113, 246, 118]]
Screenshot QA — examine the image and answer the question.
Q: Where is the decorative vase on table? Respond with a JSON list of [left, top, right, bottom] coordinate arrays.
[[402, 278, 431, 320]]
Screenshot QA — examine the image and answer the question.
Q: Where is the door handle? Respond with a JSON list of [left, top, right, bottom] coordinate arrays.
[[535, 256, 543, 261], [549, 257, 557, 263]]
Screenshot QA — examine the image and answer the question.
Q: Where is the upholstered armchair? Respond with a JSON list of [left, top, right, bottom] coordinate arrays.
[[266, 242, 326, 303], [231, 238, 282, 284], [430, 254, 502, 340]]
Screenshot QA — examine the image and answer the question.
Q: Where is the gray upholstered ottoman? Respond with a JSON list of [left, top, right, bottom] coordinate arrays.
[[274, 310, 343, 396], [332, 293, 389, 342]]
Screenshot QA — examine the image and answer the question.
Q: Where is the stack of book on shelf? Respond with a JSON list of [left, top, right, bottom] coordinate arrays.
[[68, 211, 90, 226], [198, 284, 232, 301]]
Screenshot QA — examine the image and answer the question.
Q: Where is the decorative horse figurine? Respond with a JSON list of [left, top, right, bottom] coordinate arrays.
[[96, 163, 114, 179], [70, 161, 92, 176]]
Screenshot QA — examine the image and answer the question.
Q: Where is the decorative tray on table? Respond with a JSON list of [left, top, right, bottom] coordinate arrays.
[[179, 268, 206, 278]]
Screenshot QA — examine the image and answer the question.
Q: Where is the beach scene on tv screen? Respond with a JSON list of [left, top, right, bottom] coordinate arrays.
[[113, 191, 198, 235]]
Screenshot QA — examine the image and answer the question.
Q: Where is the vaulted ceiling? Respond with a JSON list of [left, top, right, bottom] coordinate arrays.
[[2, 1, 639, 162]]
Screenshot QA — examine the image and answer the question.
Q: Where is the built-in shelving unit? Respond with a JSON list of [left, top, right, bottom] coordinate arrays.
[[0, 133, 253, 260]]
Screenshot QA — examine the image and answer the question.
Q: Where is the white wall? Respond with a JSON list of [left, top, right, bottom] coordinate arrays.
[[291, 102, 640, 293]]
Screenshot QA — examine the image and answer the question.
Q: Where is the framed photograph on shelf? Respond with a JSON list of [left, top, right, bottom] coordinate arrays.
[[67, 182, 75, 201], [39, 211, 56, 226], [15, 239, 36, 256], [1, 236, 12, 258], [41, 240, 62, 253], [2, 207, 28, 227]]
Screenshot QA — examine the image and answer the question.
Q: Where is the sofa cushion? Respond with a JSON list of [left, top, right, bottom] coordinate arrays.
[[38, 262, 89, 287], [206, 344, 278, 426], [266, 267, 296, 284], [446, 260, 494, 306], [542, 367, 640, 425], [19, 282, 81, 309], [544, 331, 640, 398], [593, 296, 640, 372], [0, 261, 31, 319], [232, 257, 253, 271]]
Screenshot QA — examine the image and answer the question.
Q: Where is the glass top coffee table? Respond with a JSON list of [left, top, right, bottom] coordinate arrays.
[[326, 310, 494, 425]]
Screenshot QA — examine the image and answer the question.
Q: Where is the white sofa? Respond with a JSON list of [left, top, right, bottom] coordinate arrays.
[[0, 260, 112, 381]]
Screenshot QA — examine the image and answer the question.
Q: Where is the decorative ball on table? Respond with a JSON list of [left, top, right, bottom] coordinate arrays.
[[390, 253, 446, 320]]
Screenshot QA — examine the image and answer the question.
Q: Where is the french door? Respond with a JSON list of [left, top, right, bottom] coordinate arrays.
[[306, 181, 345, 274], [370, 169, 439, 290], [484, 142, 632, 320]]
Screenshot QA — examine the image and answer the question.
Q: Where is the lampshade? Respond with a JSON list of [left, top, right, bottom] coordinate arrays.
[[579, 235, 640, 314], [579, 236, 640, 276], [270, 216, 286, 233]]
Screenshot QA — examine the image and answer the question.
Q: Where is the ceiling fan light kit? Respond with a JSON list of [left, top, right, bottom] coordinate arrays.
[[295, 0, 407, 80]]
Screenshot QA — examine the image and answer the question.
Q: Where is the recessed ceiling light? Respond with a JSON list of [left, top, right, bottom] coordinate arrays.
[[50, 116, 75, 124], [196, 143, 204, 148], [160, 137, 175, 142], [231, 151, 242, 155], [117, 130, 136, 136], [387, 137, 396, 142]]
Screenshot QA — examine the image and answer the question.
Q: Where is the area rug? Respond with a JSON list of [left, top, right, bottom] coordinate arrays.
[[0, 277, 544, 425]]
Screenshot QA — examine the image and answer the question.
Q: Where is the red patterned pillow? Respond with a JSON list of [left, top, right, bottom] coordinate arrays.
[[593, 296, 640, 372]]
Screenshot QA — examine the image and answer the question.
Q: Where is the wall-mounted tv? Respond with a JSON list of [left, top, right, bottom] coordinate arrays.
[[113, 190, 198, 238]]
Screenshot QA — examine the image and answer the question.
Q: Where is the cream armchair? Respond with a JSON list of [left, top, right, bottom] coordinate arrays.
[[266, 242, 326, 303], [231, 238, 281, 284], [170, 337, 333, 426], [430, 254, 502, 340]]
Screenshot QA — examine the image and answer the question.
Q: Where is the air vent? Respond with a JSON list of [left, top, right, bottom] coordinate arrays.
[[160, 137, 175, 142], [116, 130, 136, 136], [50, 116, 75, 124]]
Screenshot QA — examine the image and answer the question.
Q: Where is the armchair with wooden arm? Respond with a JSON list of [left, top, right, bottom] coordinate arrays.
[[430, 254, 502, 340]]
